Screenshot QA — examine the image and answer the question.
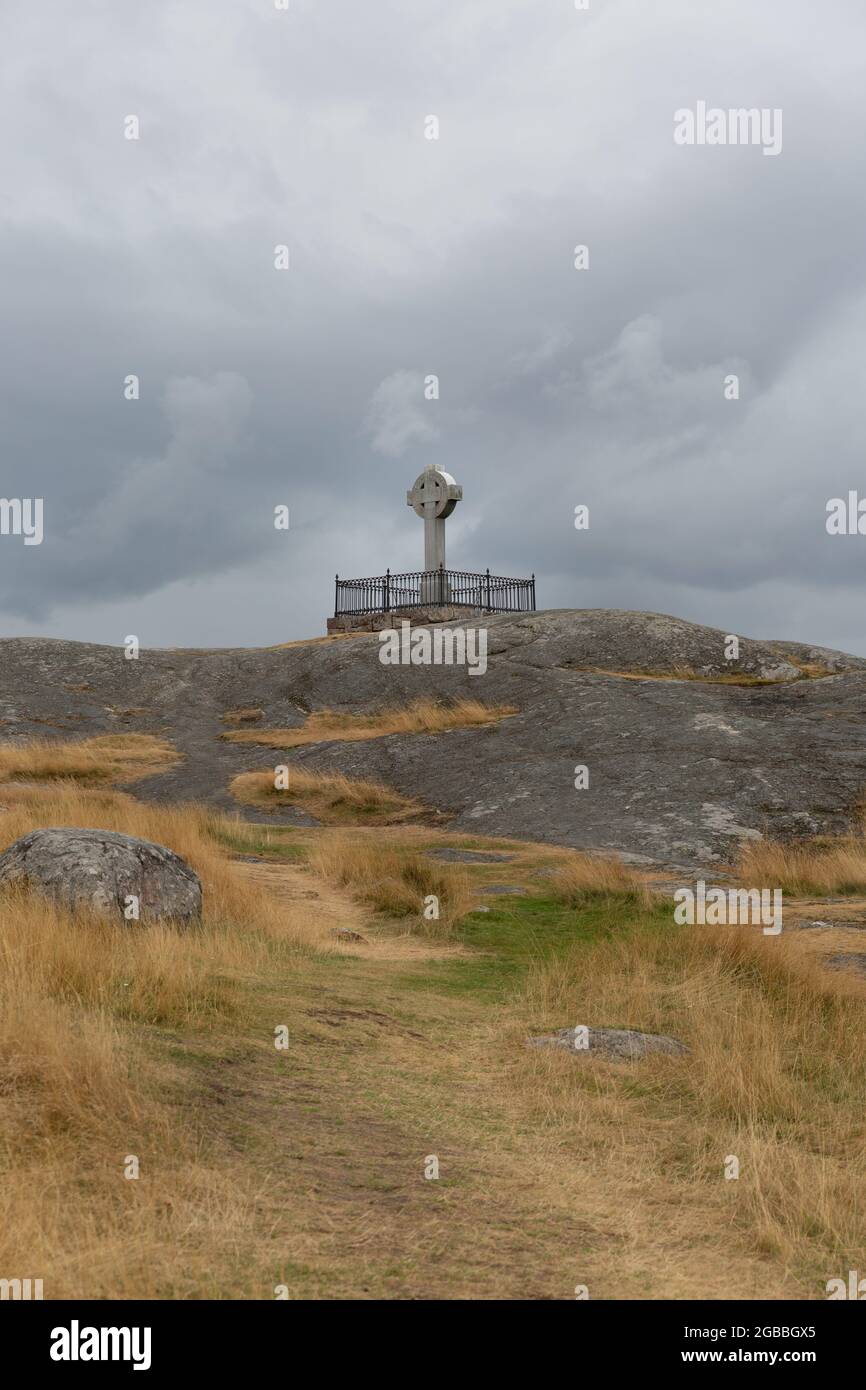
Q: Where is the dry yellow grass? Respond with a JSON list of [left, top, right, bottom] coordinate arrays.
[[511, 915, 866, 1284], [571, 666, 823, 686], [0, 732, 179, 785], [4, 729, 864, 1299], [787, 658, 835, 679], [221, 707, 263, 725], [548, 851, 653, 907], [229, 766, 427, 826], [0, 781, 331, 1298], [738, 828, 866, 896], [309, 834, 472, 933], [0, 782, 324, 961], [221, 697, 517, 748]]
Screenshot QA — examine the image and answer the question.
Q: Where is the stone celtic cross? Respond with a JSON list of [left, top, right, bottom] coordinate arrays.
[[406, 465, 463, 572]]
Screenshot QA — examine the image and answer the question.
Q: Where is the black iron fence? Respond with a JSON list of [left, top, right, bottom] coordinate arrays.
[[334, 565, 536, 618]]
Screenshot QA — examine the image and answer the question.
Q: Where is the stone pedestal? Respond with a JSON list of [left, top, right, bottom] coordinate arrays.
[[327, 604, 484, 636]]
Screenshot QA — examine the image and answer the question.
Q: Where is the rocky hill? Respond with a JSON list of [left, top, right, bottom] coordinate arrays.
[[3, 608, 866, 870]]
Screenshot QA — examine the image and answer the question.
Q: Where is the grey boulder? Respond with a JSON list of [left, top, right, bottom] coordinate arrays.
[[0, 827, 202, 924]]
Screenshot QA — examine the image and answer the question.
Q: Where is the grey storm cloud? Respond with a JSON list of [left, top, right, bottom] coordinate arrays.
[[2, 0, 866, 649]]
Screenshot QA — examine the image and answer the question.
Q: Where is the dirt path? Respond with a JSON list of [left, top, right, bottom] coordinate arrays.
[[231, 858, 369, 939], [193, 856, 811, 1300]]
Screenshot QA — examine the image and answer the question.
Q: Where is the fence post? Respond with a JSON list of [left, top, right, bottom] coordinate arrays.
[[334, 574, 339, 617], [384, 568, 390, 613], [531, 574, 535, 611], [485, 568, 491, 611]]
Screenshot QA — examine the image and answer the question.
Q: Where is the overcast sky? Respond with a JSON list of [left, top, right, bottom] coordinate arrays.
[[2, 0, 866, 651]]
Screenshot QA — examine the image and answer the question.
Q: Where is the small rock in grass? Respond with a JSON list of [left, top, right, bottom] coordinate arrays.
[[827, 953, 866, 977], [427, 848, 515, 864], [528, 1026, 688, 1060]]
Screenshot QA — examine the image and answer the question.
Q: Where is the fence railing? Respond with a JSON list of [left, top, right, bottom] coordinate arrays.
[[334, 565, 536, 618]]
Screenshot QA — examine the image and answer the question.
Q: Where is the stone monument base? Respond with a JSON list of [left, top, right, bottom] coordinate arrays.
[[327, 604, 486, 635]]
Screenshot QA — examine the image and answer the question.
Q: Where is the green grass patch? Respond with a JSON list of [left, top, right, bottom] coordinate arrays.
[[402, 892, 670, 1001], [208, 823, 305, 861]]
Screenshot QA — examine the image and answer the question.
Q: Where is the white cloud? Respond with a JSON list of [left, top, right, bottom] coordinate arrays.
[[363, 370, 439, 458]]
